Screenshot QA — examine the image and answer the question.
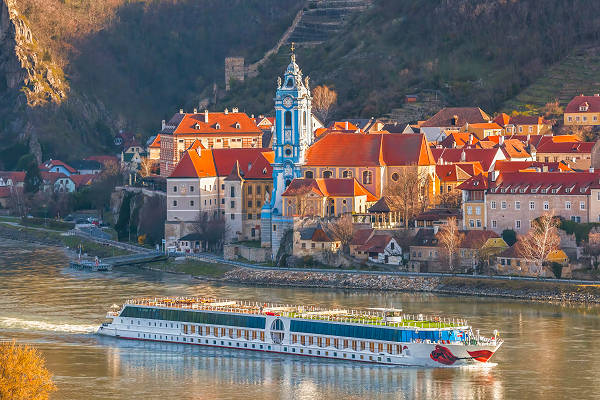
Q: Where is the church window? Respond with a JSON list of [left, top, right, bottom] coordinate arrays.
[[286, 79, 293, 88], [323, 171, 333, 179], [342, 170, 352, 178], [284, 111, 292, 128], [305, 171, 314, 179], [362, 171, 373, 185]]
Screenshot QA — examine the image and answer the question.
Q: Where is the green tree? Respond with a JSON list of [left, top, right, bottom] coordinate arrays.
[[19, 154, 42, 194], [502, 229, 517, 247]]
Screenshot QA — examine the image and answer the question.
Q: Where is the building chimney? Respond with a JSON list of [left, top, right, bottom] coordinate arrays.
[[345, 121, 349, 130], [193, 108, 197, 114], [161, 120, 165, 130], [460, 150, 466, 162], [179, 109, 184, 114], [499, 135, 504, 146], [204, 110, 209, 122], [468, 134, 473, 146], [251, 114, 254, 118], [590, 167, 595, 173], [224, 108, 229, 115], [232, 107, 239, 113]]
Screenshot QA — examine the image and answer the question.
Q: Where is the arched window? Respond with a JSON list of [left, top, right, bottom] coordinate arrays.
[[362, 170, 372, 185], [323, 170, 333, 179], [305, 171, 314, 179], [284, 111, 292, 128], [343, 170, 353, 178]]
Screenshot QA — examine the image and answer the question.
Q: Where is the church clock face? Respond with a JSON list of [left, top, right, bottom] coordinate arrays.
[[282, 96, 293, 109]]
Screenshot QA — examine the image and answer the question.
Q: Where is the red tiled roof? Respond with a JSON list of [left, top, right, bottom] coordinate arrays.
[[244, 152, 274, 180], [40, 171, 69, 183], [357, 234, 393, 253], [468, 122, 503, 130], [460, 230, 500, 249], [0, 171, 25, 183], [212, 148, 272, 177], [436, 164, 473, 182], [40, 160, 77, 174], [149, 134, 161, 148], [439, 132, 479, 148], [305, 133, 435, 167], [282, 178, 377, 201], [489, 171, 600, 195], [174, 112, 262, 135], [329, 121, 360, 131], [351, 228, 374, 246], [456, 173, 489, 191], [169, 149, 216, 178], [432, 148, 502, 171], [536, 140, 594, 154], [421, 107, 490, 128], [454, 162, 484, 176], [565, 95, 600, 113], [493, 113, 549, 126], [70, 174, 96, 188], [187, 139, 206, 151], [501, 139, 531, 159], [492, 113, 511, 127], [494, 160, 572, 173]]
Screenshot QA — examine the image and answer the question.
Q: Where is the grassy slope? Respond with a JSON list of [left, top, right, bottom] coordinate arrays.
[[221, 0, 600, 120]]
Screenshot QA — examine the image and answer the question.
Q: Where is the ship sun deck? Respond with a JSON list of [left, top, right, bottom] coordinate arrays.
[[122, 297, 468, 330]]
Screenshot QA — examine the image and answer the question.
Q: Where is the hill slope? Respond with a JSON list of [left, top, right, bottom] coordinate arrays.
[[0, 0, 303, 167], [221, 0, 600, 120]]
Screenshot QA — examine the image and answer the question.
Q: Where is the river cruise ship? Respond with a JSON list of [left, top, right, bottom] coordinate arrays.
[[97, 297, 502, 367]]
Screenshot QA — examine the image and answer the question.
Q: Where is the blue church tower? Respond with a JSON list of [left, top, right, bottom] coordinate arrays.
[[261, 48, 313, 255]]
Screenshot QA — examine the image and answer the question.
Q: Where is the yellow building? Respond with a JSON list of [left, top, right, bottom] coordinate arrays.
[[564, 95, 600, 126]]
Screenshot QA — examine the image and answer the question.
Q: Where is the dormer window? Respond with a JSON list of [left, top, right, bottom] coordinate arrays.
[[580, 102, 589, 112], [215, 123, 221, 130], [235, 122, 241, 129], [194, 123, 201, 129]]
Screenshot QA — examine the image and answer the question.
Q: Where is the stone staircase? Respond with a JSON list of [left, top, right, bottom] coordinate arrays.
[[287, 0, 373, 45]]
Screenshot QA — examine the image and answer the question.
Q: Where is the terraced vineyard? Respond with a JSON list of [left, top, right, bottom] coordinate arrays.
[[503, 46, 600, 113]]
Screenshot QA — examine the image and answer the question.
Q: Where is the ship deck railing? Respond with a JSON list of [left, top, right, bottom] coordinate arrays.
[[121, 297, 469, 330]]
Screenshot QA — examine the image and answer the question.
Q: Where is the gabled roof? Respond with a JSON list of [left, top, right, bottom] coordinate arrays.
[[212, 148, 272, 178], [467, 122, 503, 130], [420, 107, 490, 128], [460, 230, 500, 249], [187, 139, 206, 151], [414, 208, 461, 221], [0, 171, 26, 183], [224, 160, 243, 182], [493, 113, 550, 126], [501, 139, 531, 159], [70, 174, 96, 188], [40, 160, 77, 174], [457, 173, 489, 191], [436, 164, 473, 183], [148, 134, 161, 148], [351, 228, 374, 246], [329, 121, 360, 132], [281, 178, 377, 201], [536, 140, 594, 154], [412, 228, 438, 246], [41, 171, 70, 183], [453, 162, 484, 176], [565, 95, 600, 113], [173, 112, 262, 135], [368, 196, 399, 213], [169, 149, 216, 178], [431, 148, 502, 171], [489, 171, 600, 195], [305, 133, 434, 167], [357, 234, 394, 253], [439, 131, 479, 148]]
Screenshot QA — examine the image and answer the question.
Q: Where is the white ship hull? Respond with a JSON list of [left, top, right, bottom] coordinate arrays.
[[98, 311, 501, 367]]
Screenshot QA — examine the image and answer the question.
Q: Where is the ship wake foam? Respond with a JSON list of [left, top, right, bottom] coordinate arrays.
[[0, 317, 97, 333]]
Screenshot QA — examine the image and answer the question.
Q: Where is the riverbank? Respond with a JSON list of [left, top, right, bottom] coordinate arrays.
[[220, 268, 600, 303]]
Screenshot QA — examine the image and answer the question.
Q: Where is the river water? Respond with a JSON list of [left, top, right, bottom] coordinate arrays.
[[1, 240, 599, 400]]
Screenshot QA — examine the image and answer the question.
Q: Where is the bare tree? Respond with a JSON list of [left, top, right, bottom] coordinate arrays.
[[385, 166, 431, 228], [312, 85, 337, 124], [326, 214, 354, 253], [437, 190, 462, 209], [518, 213, 561, 274], [437, 217, 464, 270], [138, 157, 153, 178], [192, 212, 227, 253]]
